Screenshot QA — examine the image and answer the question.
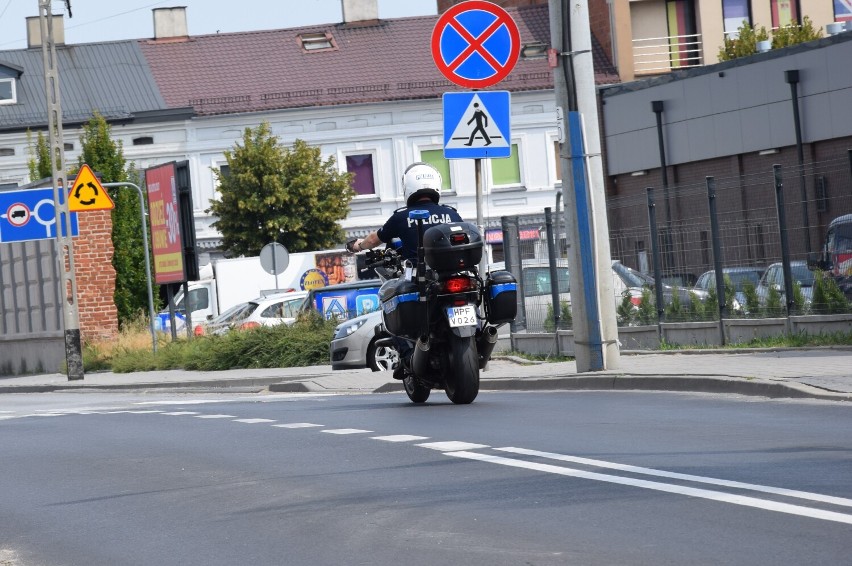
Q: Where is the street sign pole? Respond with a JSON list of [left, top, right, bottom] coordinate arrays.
[[39, 0, 83, 380]]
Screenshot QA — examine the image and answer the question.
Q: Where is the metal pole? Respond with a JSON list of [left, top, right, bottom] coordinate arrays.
[[103, 182, 157, 353], [706, 176, 727, 346], [785, 70, 812, 254], [646, 188, 665, 338], [652, 100, 674, 271], [39, 0, 83, 380], [475, 157, 487, 276], [773, 165, 796, 318], [545, 207, 561, 356]]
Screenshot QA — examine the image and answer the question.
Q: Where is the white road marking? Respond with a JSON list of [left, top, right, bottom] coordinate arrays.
[[372, 435, 430, 442], [450, 451, 852, 525], [497, 447, 852, 509], [322, 428, 372, 435], [125, 410, 163, 414], [194, 414, 237, 419], [161, 411, 200, 416], [272, 423, 323, 428], [233, 418, 277, 424], [0, 416, 17, 420], [417, 441, 490, 452]]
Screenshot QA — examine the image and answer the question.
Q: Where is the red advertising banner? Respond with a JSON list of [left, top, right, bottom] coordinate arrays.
[[145, 162, 185, 284]]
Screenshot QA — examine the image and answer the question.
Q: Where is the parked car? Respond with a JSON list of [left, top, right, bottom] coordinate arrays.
[[196, 291, 308, 335], [693, 267, 765, 307], [756, 261, 815, 307], [490, 259, 645, 330], [660, 272, 698, 288], [330, 309, 399, 371]]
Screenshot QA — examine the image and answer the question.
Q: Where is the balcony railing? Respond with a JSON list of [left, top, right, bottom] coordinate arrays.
[[633, 33, 703, 75]]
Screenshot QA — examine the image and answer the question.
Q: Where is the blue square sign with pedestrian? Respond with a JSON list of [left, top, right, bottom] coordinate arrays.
[[443, 91, 511, 159]]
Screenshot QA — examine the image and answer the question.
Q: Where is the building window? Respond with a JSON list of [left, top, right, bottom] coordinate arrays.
[[218, 164, 230, 179], [133, 136, 154, 146], [722, 0, 751, 34], [346, 154, 376, 196], [64, 142, 74, 151], [0, 78, 16, 104], [771, 0, 799, 28], [419, 149, 452, 191], [0, 148, 14, 157], [490, 143, 521, 187], [298, 32, 336, 52]]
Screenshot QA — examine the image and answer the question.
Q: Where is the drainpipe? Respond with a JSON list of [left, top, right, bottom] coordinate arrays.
[[652, 100, 674, 270], [785, 69, 812, 254]]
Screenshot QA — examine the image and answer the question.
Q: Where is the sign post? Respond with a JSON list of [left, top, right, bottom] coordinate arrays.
[[432, 0, 521, 274]]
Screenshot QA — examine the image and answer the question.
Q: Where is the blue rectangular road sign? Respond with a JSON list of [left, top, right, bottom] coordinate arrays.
[[0, 187, 79, 244], [443, 91, 512, 159]]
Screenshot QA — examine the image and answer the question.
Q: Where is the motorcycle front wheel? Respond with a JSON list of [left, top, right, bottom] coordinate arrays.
[[444, 336, 479, 405]]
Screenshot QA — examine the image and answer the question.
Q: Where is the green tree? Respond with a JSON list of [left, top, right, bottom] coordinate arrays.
[[208, 123, 354, 256], [76, 112, 148, 328], [616, 291, 635, 327], [26, 130, 53, 180], [811, 270, 850, 314], [637, 286, 656, 325], [742, 280, 760, 316]]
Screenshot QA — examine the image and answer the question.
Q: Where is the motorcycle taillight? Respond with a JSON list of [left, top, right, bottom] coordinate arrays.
[[443, 276, 475, 293]]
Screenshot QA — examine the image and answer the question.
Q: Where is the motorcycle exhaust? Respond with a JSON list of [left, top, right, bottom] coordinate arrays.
[[411, 335, 431, 377], [476, 326, 499, 369]]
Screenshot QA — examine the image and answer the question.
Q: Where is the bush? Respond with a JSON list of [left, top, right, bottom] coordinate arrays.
[[544, 301, 572, 332], [617, 291, 635, 327], [772, 16, 823, 49], [811, 270, 850, 314], [636, 287, 656, 325], [95, 313, 339, 373], [742, 281, 760, 315], [765, 284, 783, 316], [718, 22, 769, 61]]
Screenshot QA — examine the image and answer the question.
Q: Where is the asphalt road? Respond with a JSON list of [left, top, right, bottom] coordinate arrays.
[[1, 390, 850, 565]]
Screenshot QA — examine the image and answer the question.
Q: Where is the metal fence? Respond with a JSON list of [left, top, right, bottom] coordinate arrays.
[[502, 150, 852, 334]]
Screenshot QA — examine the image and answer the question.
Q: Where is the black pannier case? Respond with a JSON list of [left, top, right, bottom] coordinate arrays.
[[379, 278, 422, 339], [484, 270, 517, 325], [423, 222, 483, 273]]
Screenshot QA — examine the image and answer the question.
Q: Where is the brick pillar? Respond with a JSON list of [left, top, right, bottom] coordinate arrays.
[[74, 210, 119, 342]]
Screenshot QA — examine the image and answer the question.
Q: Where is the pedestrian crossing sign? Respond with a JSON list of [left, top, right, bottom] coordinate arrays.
[[443, 91, 511, 159]]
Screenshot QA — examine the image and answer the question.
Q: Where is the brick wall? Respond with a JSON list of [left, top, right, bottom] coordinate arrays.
[[73, 210, 118, 342]]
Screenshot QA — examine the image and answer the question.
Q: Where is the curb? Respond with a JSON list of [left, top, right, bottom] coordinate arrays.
[[369, 375, 852, 402]]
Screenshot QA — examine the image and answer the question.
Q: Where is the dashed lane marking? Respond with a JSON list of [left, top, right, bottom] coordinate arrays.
[[161, 411, 201, 416], [272, 423, 323, 429], [194, 414, 237, 419], [322, 429, 373, 435], [233, 418, 277, 424], [372, 435, 430, 442], [417, 441, 489, 452]]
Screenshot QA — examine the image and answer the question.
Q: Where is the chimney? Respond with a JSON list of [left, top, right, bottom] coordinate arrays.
[[341, 0, 379, 24], [26, 15, 65, 48], [153, 7, 188, 40]]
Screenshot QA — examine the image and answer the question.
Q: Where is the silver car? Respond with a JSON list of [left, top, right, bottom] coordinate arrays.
[[330, 309, 399, 371]]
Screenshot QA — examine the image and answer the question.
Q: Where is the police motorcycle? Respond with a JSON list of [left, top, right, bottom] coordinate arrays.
[[360, 211, 517, 405]]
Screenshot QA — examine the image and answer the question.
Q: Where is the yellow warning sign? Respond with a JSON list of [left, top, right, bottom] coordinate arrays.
[[68, 164, 115, 212]]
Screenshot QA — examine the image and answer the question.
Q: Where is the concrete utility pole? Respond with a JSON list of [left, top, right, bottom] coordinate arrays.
[[39, 0, 84, 380], [549, 0, 620, 371]]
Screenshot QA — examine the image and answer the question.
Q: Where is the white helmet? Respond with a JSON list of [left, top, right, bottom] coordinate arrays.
[[402, 162, 442, 206]]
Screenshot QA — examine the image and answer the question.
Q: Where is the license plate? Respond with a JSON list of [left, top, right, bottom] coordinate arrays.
[[447, 305, 477, 328]]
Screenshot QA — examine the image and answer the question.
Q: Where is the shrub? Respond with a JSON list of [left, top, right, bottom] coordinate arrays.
[[637, 287, 656, 325], [742, 281, 760, 315], [765, 284, 783, 316], [811, 270, 850, 314], [772, 16, 823, 49], [617, 291, 635, 326], [792, 281, 806, 314], [718, 22, 770, 61], [544, 300, 572, 332]]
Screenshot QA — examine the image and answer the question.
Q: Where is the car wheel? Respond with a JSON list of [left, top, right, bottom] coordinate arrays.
[[368, 338, 399, 372]]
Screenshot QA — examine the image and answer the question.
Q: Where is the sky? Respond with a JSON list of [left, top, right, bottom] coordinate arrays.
[[0, 0, 438, 50]]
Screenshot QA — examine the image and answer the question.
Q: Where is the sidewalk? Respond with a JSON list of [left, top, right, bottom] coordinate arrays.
[[1, 348, 851, 401]]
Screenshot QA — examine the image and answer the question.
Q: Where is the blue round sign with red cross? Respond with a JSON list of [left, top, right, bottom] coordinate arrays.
[[431, 0, 521, 89]]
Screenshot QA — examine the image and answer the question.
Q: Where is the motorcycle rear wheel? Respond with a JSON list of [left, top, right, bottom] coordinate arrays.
[[403, 374, 430, 403], [444, 336, 479, 405]]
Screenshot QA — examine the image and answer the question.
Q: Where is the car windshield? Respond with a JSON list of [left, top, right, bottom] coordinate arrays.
[[522, 267, 570, 297], [211, 302, 257, 325]]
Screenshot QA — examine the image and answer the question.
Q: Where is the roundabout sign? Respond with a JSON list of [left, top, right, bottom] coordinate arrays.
[[431, 0, 521, 89]]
